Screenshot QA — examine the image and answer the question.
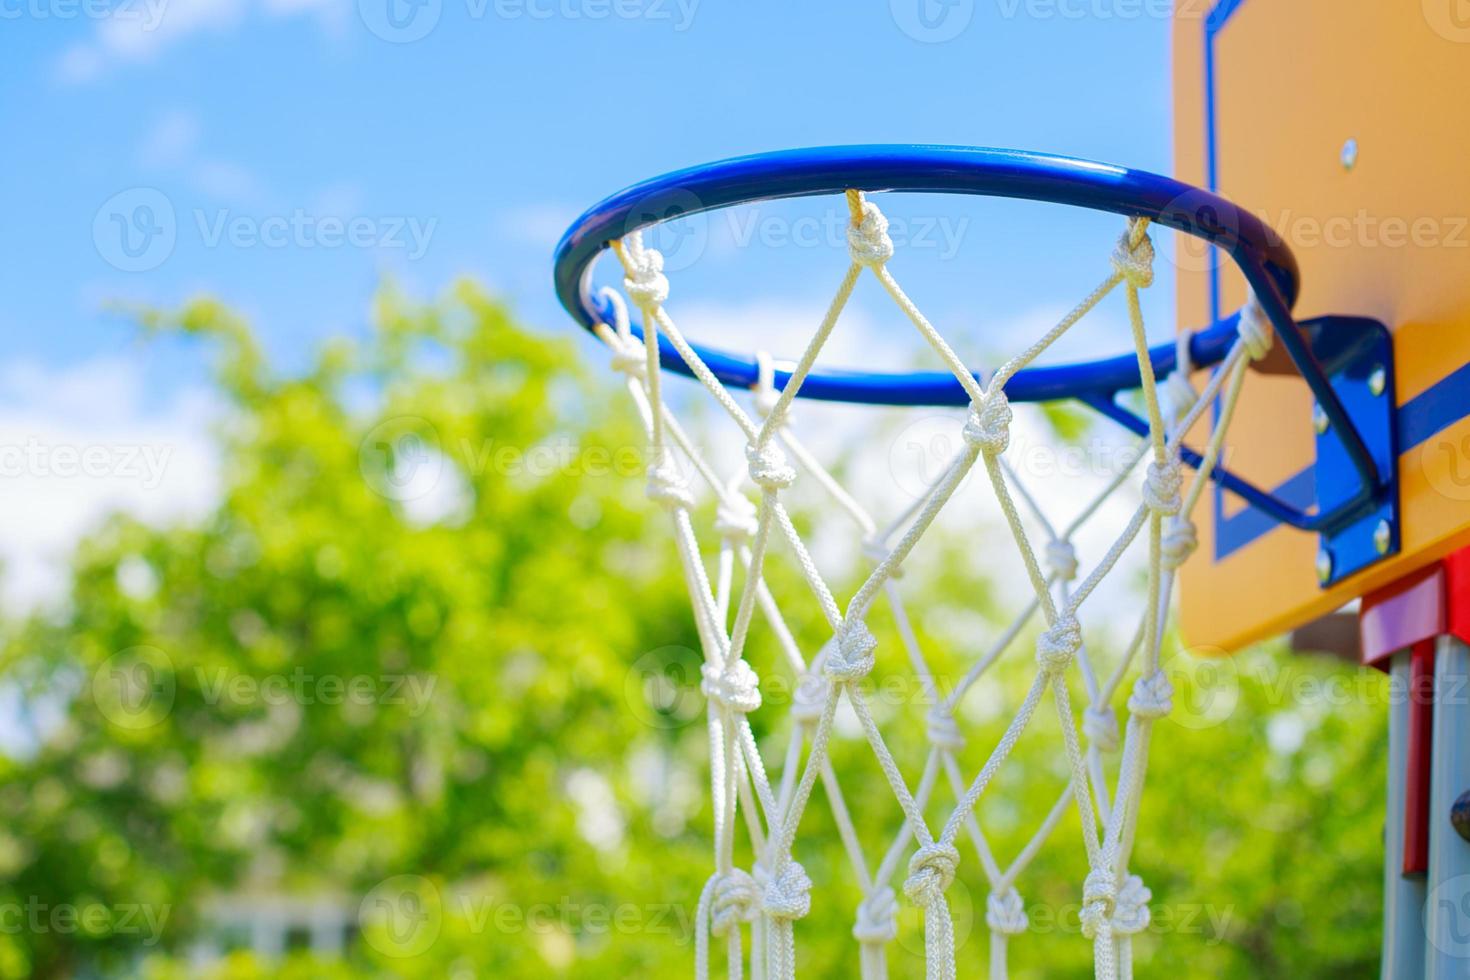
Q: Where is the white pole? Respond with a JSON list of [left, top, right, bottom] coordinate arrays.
[[1425, 635, 1470, 978], [1381, 650, 1426, 979]]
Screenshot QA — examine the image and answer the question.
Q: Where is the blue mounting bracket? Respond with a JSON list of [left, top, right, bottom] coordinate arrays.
[[1310, 316, 1399, 586], [1085, 315, 1398, 588]]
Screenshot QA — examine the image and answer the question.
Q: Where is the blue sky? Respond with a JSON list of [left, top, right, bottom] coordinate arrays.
[[0, 0, 1181, 604]]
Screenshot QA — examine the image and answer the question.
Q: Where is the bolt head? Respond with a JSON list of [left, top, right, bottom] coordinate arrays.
[[1312, 402, 1330, 435], [1341, 138, 1358, 171], [1374, 519, 1392, 556], [1368, 364, 1387, 397], [1454, 791, 1470, 843], [1315, 548, 1333, 584]]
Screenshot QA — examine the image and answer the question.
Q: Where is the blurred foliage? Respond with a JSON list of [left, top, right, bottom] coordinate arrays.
[[0, 284, 1383, 978]]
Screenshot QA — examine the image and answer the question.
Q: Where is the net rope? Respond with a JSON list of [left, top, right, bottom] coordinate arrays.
[[593, 190, 1272, 979]]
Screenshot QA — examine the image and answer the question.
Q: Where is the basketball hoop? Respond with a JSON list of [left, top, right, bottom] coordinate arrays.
[[552, 146, 1390, 980]]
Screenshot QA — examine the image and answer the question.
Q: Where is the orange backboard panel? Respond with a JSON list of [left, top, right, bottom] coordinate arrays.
[[1173, 1, 1470, 651]]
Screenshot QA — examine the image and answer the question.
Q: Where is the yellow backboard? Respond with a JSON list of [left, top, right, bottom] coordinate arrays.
[[1173, 1, 1470, 651]]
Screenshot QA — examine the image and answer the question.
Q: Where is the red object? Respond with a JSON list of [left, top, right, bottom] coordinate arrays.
[[1355, 546, 1470, 877], [1446, 547, 1470, 646], [1360, 565, 1445, 671], [1402, 640, 1435, 876]]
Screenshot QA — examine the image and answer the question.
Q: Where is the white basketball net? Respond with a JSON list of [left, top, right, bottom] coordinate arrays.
[[592, 190, 1273, 980]]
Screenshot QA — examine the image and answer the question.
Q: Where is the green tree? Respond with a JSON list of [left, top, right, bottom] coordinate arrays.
[[0, 286, 1384, 978]]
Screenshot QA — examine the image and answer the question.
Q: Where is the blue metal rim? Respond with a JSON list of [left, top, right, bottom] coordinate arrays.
[[553, 144, 1301, 405], [553, 144, 1388, 536]]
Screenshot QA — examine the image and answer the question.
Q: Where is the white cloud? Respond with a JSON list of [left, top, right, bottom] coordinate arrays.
[[57, 0, 347, 85], [136, 110, 202, 169], [134, 109, 270, 207], [498, 203, 578, 251], [0, 357, 221, 612]]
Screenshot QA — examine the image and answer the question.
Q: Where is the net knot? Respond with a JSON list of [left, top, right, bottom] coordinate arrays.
[[700, 659, 761, 714], [709, 869, 760, 937], [1082, 704, 1120, 753], [925, 706, 965, 752], [1143, 459, 1183, 516], [1079, 867, 1118, 939], [713, 496, 759, 541], [851, 887, 899, 944], [847, 200, 894, 267], [1128, 670, 1174, 720], [646, 461, 694, 511], [1112, 874, 1153, 936], [1045, 539, 1079, 582], [791, 672, 828, 725], [1160, 518, 1198, 570], [1238, 297, 1274, 361], [1036, 615, 1082, 674], [825, 620, 877, 683], [985, 888, 1029, 936], [1111, 223, 1155, 289], [903, 842, 959, 907], [1164, 366, 1198, 424], [745, 441, 796, 492], [607, 335, 647, 379], [962, 391, 1012, 456], [763, 861, 812, 921], [622, 244, 669, 308], [862, 535, 903, 578]]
